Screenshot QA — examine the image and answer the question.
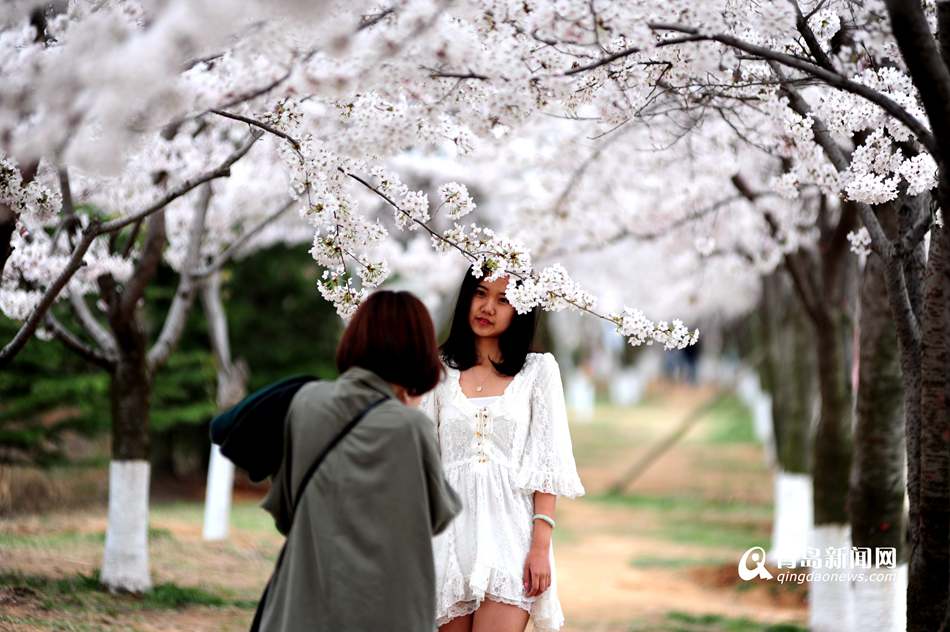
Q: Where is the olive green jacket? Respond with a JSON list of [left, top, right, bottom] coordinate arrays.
[[259, 367, 461, 631]]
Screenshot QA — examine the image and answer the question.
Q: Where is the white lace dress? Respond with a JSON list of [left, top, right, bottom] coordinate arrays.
[[420, 352, 585, 631]]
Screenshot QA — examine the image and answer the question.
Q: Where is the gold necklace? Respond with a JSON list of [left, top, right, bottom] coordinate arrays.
[[472, 365, 492, 393]]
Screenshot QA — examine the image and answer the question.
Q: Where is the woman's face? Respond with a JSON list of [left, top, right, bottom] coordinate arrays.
[[468, 276, 515, 339]]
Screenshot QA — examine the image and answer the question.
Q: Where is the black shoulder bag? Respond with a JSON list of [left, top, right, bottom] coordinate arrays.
[[249, 395, 389, 631]]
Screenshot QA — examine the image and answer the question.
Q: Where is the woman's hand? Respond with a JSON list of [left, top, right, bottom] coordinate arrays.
[[523, 545, 551, 597]]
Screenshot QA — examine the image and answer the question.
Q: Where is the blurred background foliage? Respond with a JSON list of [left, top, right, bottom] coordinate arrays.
[[0, 245, 341, 475]]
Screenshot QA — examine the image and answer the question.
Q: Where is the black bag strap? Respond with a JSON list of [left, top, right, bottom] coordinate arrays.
[[249, 394, 389, 631]]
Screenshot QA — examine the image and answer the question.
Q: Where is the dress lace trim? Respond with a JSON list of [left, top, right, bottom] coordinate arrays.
[[436, 565, 534, 626]]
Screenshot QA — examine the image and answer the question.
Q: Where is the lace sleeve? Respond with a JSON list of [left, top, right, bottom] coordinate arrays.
[[515, 354, 585, 498]]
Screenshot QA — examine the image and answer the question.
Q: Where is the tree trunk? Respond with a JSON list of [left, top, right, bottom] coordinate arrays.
[[200, 273, 247, 541], [101, 331, 152, 592], [759, 275, 815, 564], [850, 207, 907, 631], [919, 217, 950, 632], [809, 312, 855, 632], [812, 312, 853, 527]]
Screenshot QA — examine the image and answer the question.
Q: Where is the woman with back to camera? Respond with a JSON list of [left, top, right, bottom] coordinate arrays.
[[257, 290, 462, 632], [421, 267, 586, 632]]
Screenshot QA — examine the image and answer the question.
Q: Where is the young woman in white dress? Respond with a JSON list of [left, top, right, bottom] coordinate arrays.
[[421, 269, 585, 632]]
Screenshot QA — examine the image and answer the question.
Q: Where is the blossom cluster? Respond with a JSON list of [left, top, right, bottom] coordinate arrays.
[[610, 307, 700, 350]]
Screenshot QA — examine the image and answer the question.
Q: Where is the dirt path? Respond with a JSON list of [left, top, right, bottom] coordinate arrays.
[[551, 383, 804, 631], [0, 382, 806, 631]]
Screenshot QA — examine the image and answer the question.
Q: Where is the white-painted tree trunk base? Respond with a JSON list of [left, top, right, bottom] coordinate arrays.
[[101, 460, 152, 592], [567, 373, 595, 422], [808, 524, 854, 632], [852, 563, 907, 632], [768, 471, 812, 565], [735, 369, 762, 406], [202, 444, 235, 541], [607, 368, 644, 406]]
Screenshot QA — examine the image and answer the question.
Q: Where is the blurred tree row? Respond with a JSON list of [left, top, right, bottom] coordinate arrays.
[[0, 245, 341, 474]]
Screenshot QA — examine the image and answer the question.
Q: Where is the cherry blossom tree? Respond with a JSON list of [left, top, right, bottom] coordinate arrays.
[[1, 1, 700, 592], [3, 6, 945, 628]]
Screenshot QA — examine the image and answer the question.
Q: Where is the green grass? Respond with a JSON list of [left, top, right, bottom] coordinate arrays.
[[0, 527, 172, 550], [658, 519, 768, 551], [629, 554, 734, 570], [588, 491, 771, 552], [589, 491, 771, 517], [0, 571, 256, 612], [570, 418, 638, 466], [151, 500, 278, 535], [0, 530, 104, 549], [634, 611, 807, 632], [703, 394, 757, 445]]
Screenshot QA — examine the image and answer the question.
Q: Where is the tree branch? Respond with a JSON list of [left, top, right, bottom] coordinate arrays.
[[190, 198, 296, 279], [68, 290, 117, 355], [118, 210, 167, 320], [147, 184, 213, 372], [770, 63, 896, 259], [733, 171, 827, 326], [884, 0, 950, 164], [100, 131, 262, 235], [646, 22, 938, 155], [210, 110, 299, 152], [898, 210, 934, 256], [0, 132, 261, 368], [45, 313, 115, 370], [791, 0, 836, 71]]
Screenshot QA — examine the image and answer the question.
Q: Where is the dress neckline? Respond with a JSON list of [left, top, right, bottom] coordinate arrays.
[[449, 354, 539, 414]]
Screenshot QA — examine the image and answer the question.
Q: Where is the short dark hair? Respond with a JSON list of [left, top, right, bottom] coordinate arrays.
[[336, 290, 444, 396], [440, 267, 539, 377]]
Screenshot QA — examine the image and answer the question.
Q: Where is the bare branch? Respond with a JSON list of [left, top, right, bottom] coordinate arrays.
[[210, 110, 299, 152], [898, 211, 934, 256], [147, 184, 213, 372], [69, 291, 117, 355], [190, 198, 296, 279], [216, 68, 293, 111], [1, 229, 100, 367], [45, 313, 115, 370], [563, 44, 642, 76], [358, 7, 395, 31], [428, 70, 489, 81], [118, 210, 167, 319]]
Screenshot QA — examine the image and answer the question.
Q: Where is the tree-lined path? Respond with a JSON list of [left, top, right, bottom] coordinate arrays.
[[0, 382, 805, 632]]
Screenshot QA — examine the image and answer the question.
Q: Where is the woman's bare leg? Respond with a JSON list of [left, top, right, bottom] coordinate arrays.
[[439, 613, 474, 632], [472, 598, 530, 632]]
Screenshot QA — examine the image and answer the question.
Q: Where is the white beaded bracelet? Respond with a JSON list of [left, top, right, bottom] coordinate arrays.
[[532, 513, 556, 529]]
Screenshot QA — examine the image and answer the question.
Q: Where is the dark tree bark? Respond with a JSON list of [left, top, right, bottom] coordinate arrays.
[[811, 311, 852, 526], [881, 4, 950, 629], [923, 219, 950, 632], [109, 328, 151, 461], [774, 200, 855, 529], [102, 212, 166, 461], [849, 204, 905, 560], [760, 274, 813, 474]]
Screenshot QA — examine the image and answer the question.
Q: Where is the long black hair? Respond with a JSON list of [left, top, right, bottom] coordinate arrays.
[[440, 267, 539, 377]]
